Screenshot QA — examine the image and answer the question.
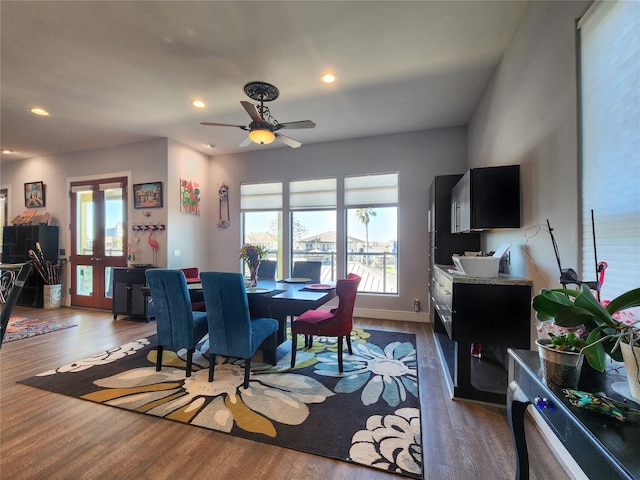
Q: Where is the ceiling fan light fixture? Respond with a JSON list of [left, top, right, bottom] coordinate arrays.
[[249, 128, 275, 145]]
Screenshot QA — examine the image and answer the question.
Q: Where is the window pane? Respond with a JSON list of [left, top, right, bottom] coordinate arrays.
[[345, 172, 398, 206], [347, 207, 398, 294], [292, 210, 337, 281], [580, 1, 640, 300], [290, 178, 336, 209], [241, 182, 282, 210], [242, 211, 281, 276]]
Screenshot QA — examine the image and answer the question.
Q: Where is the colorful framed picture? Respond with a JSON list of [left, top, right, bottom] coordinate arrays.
[[180, 178, 200, 215], [133, 182, 163, 209], [24, 181, 45, 208]]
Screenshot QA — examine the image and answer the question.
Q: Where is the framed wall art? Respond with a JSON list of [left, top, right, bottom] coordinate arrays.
[[180, 178, 201, 215], [133, 182, 163, 209], [24, 181, 45, 208]]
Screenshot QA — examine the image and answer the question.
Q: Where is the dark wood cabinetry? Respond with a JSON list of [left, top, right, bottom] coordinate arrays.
[[429, 175, 481, 271], [112, 267, 153, 320], [431, 265, 531, 404], [2, 225, 59, 307], [451, 165, 521, 233]]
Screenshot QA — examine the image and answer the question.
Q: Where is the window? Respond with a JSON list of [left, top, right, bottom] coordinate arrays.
[[289, 178, 337, 280], [241, 173, 399, 295], [241, 182, 282, 277], [345, 173, 398, 294], [579, 1, 640, 300]]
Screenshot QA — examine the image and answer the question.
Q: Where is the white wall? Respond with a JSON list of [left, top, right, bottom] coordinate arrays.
[[166, 139, 211, 269], [208, 127, 468, 319], [468, 1, 592, 341]]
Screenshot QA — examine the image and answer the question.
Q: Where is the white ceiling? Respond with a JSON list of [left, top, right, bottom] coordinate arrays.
[[0, 1, 528, 162]]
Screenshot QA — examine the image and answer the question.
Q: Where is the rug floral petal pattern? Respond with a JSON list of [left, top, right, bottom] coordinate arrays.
[[19, 328, 423, 479]]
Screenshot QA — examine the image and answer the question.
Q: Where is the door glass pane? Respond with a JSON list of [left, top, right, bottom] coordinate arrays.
[[291, 210, 336, 281], [77, 265, 93, 296], [104, 266, 113, 298], [103, 187, 125, 257], [76, 190, 94, 255]]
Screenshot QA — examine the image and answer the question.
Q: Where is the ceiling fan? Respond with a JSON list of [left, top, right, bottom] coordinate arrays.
[[200, 81, 316, 149]]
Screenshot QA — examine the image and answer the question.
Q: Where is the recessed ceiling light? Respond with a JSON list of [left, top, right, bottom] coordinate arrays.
[[322, 73, 336, 84], [30, 107, 49, 116], [206, 143, 215, 149], [192, 100, 206, 108], [2, 149, 14, 154]]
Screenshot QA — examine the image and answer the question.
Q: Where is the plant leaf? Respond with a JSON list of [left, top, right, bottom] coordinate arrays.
[[583, 328, 607, 372], [606, 287, 640, 314]]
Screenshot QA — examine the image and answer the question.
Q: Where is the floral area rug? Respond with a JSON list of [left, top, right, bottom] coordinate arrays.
[[19, 328, 422, 478], [3, 316, 77, 343]]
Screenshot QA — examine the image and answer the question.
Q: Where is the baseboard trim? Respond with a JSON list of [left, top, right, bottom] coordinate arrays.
[[353, 307, 430, 323]]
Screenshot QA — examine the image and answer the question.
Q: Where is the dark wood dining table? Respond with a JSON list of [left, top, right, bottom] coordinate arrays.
[[245, 279, 337, 348]]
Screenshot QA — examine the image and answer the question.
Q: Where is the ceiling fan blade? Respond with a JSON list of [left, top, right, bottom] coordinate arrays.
[[275, 132, 301, 149], [276, 120, 316, 130], [200, 121, 247, 129], [241, 101, 263, 122], [239, 136, 252, 147]]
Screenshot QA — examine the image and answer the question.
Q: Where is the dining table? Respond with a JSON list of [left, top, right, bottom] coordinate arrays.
[[245, 279, 337, 348]]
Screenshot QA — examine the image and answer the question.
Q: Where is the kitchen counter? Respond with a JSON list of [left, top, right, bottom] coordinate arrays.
[[436, 264, 533, 286]]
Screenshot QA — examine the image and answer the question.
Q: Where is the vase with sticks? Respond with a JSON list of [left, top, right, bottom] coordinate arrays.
[[28, 242, 63, 309]]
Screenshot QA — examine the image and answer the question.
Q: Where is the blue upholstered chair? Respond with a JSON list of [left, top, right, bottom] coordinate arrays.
[[200, 272, 279, 389], [292, 261, 322, 282], [257, 260, 277, 280], [145, 269, 208, 377]]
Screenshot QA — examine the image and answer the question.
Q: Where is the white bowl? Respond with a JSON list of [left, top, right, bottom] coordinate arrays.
[[452, 256, 500, 278]]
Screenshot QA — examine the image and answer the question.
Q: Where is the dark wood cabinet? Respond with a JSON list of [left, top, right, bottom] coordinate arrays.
[[112, 267, 152, 320], [429, 175, 481, 269], [451, 165, 521, 233], [2, 225, 59, 307], [431, 265, 532, 404]]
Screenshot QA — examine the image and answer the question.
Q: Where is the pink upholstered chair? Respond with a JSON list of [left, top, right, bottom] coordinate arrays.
[[290, 273, 361, 372], [179, 267, 205, 311]]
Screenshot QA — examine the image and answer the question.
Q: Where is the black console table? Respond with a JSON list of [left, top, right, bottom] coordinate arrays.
[[507, 348, 640, 480]]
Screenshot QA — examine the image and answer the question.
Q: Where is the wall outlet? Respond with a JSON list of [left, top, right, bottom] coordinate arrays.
[[413, 299, 421, 312], [173, 249, 181, 257]]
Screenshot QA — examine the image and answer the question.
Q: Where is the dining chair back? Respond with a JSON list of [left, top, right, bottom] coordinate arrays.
[[0, 263, 33, 348], [200, 272, 278, 388], [145, 269, 208, 377], [258, 260, 277, 280], [292, 261, 322, 282], [290, 273, 361, 372]]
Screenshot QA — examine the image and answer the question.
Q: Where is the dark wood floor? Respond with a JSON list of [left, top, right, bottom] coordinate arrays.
[[1, 306, 570, 479]]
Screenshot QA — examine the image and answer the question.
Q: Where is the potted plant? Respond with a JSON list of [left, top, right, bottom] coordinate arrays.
[[533, 284, 640, 396], [239, 244, 268, 286]]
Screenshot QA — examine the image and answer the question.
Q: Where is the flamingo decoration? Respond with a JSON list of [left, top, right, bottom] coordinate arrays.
[[148, 229, 159, 266]]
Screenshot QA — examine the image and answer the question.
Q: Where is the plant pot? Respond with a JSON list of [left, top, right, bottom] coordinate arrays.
[[620, 340, 640, 402], [536, 339, 584, 388], [43, 284, 62, 309]]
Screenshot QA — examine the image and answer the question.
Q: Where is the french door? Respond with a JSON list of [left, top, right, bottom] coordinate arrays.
[[70, 177, 128, 309]]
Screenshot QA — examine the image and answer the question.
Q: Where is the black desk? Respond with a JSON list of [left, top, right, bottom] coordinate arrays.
[[507, 348, 640, 480]]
